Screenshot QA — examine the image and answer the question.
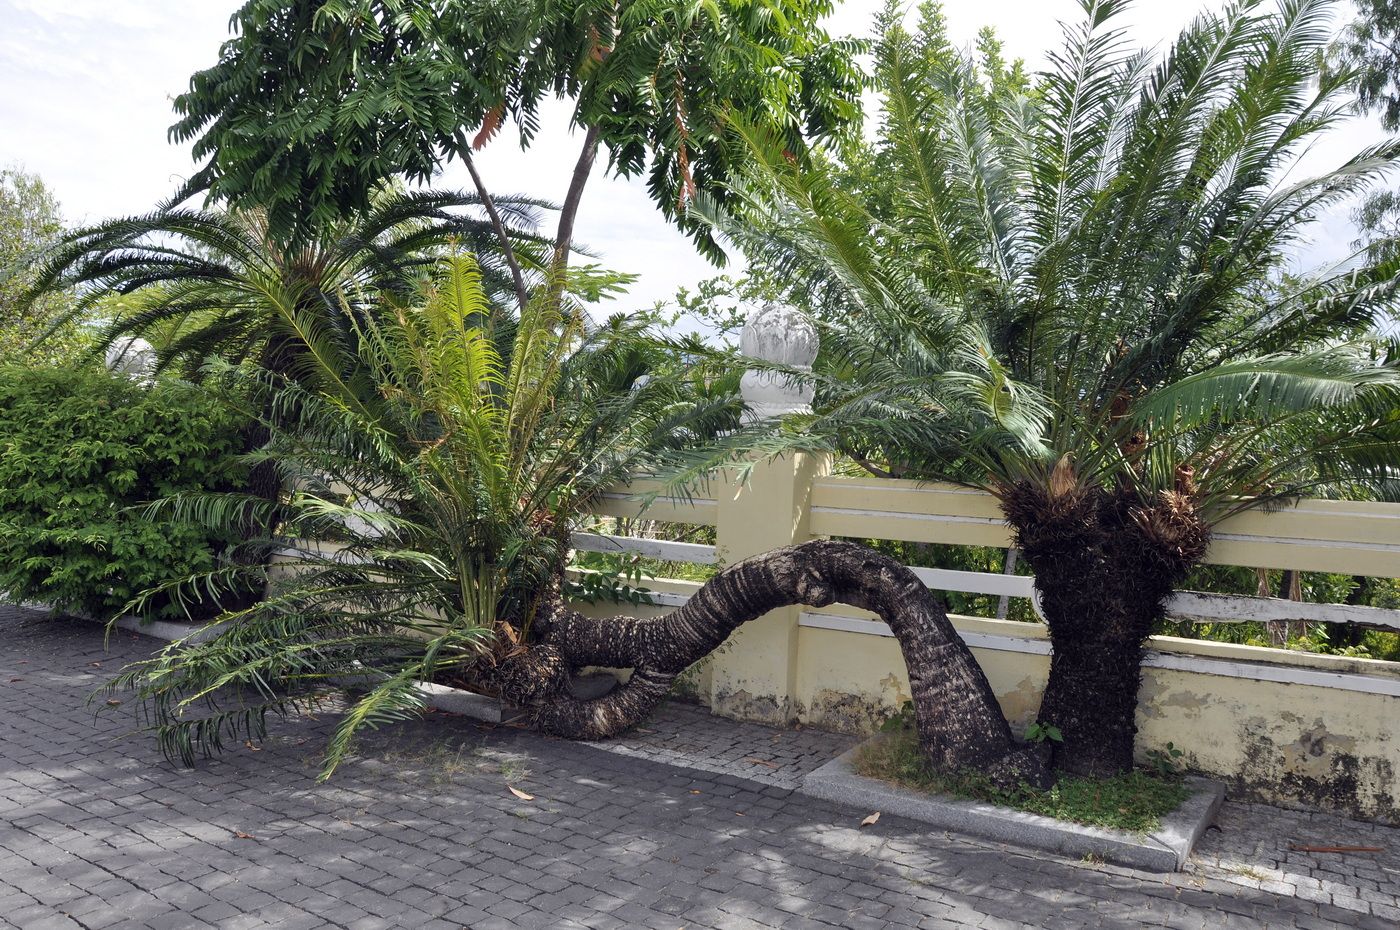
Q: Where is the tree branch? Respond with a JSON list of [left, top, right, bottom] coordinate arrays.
[[460, 148, 530, 312]]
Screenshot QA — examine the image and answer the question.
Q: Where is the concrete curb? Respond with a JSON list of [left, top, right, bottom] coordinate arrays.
[[112, 614, 230, 644], [799, 739, 1225, 872]]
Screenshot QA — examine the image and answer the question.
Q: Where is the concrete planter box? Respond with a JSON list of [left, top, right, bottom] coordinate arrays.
[[800, 738, 1225, 872]]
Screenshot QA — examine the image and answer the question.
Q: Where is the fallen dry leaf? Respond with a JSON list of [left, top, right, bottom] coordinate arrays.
[[689, 790, 702, 795], [232, 830, 255, 840], [105, 699, 121, 707], [244, 740, 261, 752], [507, 786, 535, 801], [7, 678, 21, 683], [860, 812, 881, 827], [743, 758, 781, 770]]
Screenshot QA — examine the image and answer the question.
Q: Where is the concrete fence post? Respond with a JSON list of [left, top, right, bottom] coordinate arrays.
[[707, 303, 829, 725]]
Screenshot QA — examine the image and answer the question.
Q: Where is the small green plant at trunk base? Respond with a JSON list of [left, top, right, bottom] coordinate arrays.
[[1024, 722, 1063, 744], [855, 726, 1190, 835], [1145, 742, 1186, 778]]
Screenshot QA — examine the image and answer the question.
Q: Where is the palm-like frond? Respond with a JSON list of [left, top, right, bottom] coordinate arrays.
[[18, 187, 550, 374], [712, 0, 1400, 512]]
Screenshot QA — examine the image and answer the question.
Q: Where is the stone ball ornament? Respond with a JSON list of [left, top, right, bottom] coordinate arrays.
[[104, 337, 158, 382], [739, 303, 819, 420]]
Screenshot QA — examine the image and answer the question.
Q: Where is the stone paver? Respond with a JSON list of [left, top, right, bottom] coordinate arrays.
[[1190, 799, 1400, 920], [593, 700, 856, 789], [2, 604, 1397, 930]]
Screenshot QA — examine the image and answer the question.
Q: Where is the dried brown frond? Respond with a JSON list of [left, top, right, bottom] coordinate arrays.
[[472, 105, 504, 151], [1048, 454, 1077, 499]]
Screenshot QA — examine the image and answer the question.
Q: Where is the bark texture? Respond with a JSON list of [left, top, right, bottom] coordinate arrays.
[[1001, 481, 1210, 778], [505, 540, 1049, 787]]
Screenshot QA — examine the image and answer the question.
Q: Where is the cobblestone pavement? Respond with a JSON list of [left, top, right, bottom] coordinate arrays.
[[1190, 800, 1400, 921], [590, 701, 856, 790], [3, 606, 1398, 930]]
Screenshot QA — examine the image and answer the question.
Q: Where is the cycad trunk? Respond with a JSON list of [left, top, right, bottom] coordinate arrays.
[[502, 540, 1050, 787], [1002, 482, 1210, 778], [222, 335, 301, 613]]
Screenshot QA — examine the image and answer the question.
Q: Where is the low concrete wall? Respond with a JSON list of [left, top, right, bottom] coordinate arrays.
[[794, 617, 1400, 824], [587, 469, 1400, 821], [574, 585, 1400, 823]]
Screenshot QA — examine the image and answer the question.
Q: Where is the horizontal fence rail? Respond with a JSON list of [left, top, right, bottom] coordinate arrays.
[[807, 478, 1400, 576], [582, 477, 1400, 634], [571, 532, 718, 565], [795, 610, 1400, 697], [591, 481, 717, 526], [1165, 591, 1400, 633]]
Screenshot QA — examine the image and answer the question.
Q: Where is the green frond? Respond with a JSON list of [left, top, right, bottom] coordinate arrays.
[[1129, 348, 1400, 429]]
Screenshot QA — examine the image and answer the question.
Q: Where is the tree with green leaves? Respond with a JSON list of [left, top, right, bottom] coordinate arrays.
[[0, 167, 87, 364], [169, 0, 864, 310], [1334, 0, 1400, 254], [1335, 0, 1400, 131], [714, 0, 1400, 777]]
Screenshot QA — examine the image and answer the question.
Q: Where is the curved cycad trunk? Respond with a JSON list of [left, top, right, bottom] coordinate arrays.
[[505, 540, 1049, 787], [1002, 483, 1210, 779]]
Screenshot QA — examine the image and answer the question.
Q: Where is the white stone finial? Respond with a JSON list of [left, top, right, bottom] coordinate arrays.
[[105, 337, 157, 382], [739, 303, 818, 420]]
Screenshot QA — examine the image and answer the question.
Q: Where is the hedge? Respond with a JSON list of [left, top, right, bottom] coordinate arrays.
[[0, 366, 249, 621]]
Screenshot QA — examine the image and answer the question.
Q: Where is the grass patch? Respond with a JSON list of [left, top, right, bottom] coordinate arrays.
[[853, 728, 1191, 834]]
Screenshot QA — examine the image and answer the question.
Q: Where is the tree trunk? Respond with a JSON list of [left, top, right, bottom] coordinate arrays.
[[460, 148, 529, 312], [502, 539, 1050, 788], [549, 126, 601, 292], [1001, 482, 1210, 779], [216, 335, 301, 615], [1338, 576, 1372, 649]]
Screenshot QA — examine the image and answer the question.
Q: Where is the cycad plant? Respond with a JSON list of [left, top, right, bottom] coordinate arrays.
[[718, 0, 1400, 776], [22, 188, 543, 378], [110, 252, 743, 777], [108, 249, 1056, 787]]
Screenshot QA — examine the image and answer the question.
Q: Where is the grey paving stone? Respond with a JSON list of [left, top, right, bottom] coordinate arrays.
[[2, 604, 1397, 930]]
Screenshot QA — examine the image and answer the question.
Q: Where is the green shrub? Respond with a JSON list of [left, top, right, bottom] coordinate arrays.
[[0, 366, 249, 621]]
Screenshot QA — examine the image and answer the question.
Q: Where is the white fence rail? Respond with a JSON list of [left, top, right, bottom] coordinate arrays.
[[570, 530, 1400, 632]]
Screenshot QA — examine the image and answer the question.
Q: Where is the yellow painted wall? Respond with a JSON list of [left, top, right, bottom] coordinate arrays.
[[791, 619, 1400, 822]]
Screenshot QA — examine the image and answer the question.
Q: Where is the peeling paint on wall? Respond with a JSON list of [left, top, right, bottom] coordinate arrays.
[[711, 688, 792, 727], [994, 675, 1044, 728]]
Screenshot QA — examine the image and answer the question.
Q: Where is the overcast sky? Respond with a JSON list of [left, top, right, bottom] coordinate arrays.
[[0, 0, 1385, 315]]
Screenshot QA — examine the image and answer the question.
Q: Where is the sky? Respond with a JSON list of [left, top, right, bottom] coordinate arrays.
[[0, 0, 1387, 317]]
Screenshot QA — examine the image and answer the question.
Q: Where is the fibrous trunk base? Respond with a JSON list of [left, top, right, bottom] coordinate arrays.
[[1002, 480, 1210, 778]]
